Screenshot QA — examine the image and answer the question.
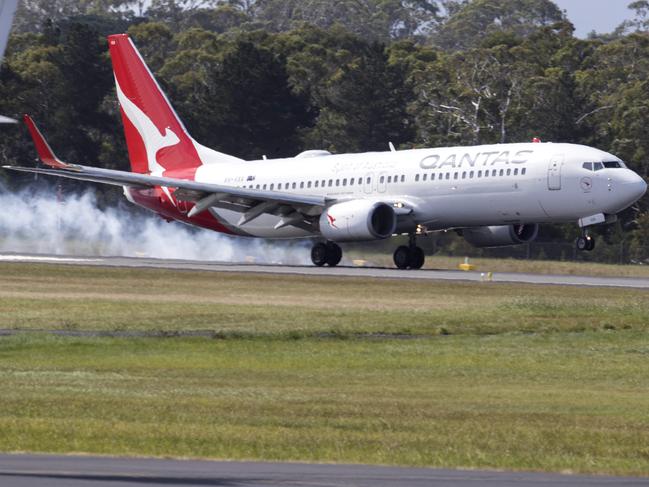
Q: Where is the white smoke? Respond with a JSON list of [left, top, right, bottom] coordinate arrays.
[[0, 185, 312, 265]]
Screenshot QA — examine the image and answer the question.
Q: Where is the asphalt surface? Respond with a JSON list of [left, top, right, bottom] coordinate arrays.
[[1, 253, 648, 288], [0, 454, 646, 487]]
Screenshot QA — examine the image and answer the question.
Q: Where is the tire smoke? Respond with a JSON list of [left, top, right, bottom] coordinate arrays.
[[0, 186, 311, 265]]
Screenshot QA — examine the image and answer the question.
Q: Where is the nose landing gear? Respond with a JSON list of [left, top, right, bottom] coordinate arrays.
[[311, 241, 343, 267], [576, 233, 595, 252], [393, 234, 426, 270]]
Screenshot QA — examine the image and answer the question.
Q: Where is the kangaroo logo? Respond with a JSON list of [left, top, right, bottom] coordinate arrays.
[[327, 213, 338, 229], [115, 78, 180, 174]]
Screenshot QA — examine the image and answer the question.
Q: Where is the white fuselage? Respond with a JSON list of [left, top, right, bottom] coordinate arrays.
[[187, 142, 646, 239]]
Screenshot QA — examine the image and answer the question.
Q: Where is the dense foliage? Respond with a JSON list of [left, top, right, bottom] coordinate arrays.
[[1, 0, 648, 261]]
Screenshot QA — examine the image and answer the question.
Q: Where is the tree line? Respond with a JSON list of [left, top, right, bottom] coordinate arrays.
[[1, 0, 648, 262]]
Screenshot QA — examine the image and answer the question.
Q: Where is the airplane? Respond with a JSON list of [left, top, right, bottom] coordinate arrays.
[[4, 33, 647, 269]]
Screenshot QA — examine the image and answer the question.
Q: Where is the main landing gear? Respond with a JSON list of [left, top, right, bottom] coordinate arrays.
[[393, 234, 425, 270], [311, 241, 342, 267], [576, 232, 595, 252]]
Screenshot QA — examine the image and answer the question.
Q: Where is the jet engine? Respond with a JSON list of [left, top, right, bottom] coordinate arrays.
[[461, 224, 539, 248], [319, 200, 396, 242]]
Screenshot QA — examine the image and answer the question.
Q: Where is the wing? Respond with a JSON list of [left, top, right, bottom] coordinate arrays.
[[5, 115, 330, 229]]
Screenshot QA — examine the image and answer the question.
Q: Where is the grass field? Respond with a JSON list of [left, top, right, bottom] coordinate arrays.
[[346, 251, 649, 278], [0, 263, 648, 475]]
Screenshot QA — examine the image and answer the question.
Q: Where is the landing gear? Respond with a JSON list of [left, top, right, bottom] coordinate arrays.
[[393, 235, 425, 270], [576, 234, 595, 252], [311, 241, 342, 267]]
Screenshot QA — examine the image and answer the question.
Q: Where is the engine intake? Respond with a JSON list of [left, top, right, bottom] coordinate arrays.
[[320, 200, 396, 242], [462, 224, 539, 248]]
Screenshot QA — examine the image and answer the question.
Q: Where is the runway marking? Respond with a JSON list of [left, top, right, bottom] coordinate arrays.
[[0, 255, 103, 263]]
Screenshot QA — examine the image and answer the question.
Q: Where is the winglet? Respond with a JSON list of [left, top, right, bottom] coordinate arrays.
[[23, 114, 75, 169]]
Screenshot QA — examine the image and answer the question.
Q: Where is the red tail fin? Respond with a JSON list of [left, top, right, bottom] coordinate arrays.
[[108, 34, 205, 176]]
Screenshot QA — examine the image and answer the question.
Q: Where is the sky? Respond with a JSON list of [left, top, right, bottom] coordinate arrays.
[[553, 0, 636, 37]]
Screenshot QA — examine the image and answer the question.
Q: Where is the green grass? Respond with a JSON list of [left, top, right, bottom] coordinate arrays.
[[1, 333, 649, 474], [0, 263, 648, 475], [347, 251, 649, 278], [0, 263, 647, 337]]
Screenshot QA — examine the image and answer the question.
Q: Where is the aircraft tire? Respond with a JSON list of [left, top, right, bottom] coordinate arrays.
[[409, 246, 425, 270], [326, 242, 343, 267], [393, 246, 411, 269], [585, 235, 595, 251], [576, 237, 588, 251], [311, 243, 328, 266], [576, 236, 595, 252]]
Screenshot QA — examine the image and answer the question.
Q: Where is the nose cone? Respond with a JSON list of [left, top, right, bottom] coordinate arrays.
[[626, 174, 647, 201], [603, 170, 647, 214], [616, 173, 647, 211]]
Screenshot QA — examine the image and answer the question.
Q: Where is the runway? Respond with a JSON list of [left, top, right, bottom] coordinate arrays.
[[1, 253, 648, 288], [0, 454, 645, 487]]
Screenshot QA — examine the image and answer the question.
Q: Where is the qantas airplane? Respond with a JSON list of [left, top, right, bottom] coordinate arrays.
[[4, 33, 647, 268]]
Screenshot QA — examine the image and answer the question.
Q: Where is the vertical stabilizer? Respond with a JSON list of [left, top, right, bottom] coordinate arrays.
[[107, 34, 241, 175]]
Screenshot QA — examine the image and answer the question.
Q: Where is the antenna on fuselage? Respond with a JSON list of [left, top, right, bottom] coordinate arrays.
[[389, 142, 396, 152]]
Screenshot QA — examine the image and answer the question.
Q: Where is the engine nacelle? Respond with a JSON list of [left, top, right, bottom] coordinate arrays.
[[462, 224, 539, 248], [319, 200, 397, 242]]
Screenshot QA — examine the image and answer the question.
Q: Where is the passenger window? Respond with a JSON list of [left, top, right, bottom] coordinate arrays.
[[462, 171, 467, 179], [342, 178, 347, 186], [292, 182, 297, 189], [492, 170, 497, 177], [300, 182, 304, 189], [499, 169, 504, 176], [522, 168, 527, 175], [307, 181, 312, 188], [387, 176, 392, 183], [328, 180, 333, 187], [263, 184, 267, 190], [380, 176, 385, 183], [315, 181, 319, 188], [423, 173, 428, 181], [366, 177, 371, 184], [513, 168, 518, 176], [594, 162, 604, 171], [415, 174, 420, 182], [270, 183, 274, 190], [506, 169, 511, 176], [470, 171, 474, 178], [446, 173, 450, 180], [401, 175, 405, 182], [350, 178, 354, 185], [454, 172, 458, 180], [431, 173, 435, 181], [583, 162, 593, 171]]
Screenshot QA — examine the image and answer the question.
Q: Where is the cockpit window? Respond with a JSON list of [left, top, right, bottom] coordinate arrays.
[[603, 161, 622, 169], [582, 162, 593, 171], [593, 162, 604, 171]]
